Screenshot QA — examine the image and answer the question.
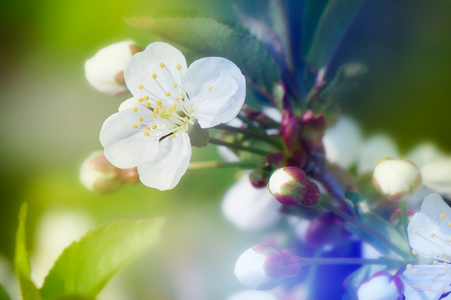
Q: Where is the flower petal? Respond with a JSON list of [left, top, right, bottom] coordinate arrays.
[[407, 193, 451, 260], [137, 133, 192, 190], [100, 108, 160, 168], [185, 57, 246, 128], [125, 42, 187, 103], [402, 264, 451, 300], [118, 97, 141, 111]]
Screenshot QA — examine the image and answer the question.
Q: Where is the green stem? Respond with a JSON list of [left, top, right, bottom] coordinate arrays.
[[213, 124, 284, 150], [302, 257, 403, 267], [399, 200, 408, 240], [188, 161, 260, 170], [236, 113, 267, 134], [321, 200, 410, 259], [208, 138, 268, 156]]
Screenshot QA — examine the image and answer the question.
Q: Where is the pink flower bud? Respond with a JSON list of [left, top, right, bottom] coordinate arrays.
[[234, 244, 301, 290], [267, 167, 320, 206], [79, 150, 138, 193]]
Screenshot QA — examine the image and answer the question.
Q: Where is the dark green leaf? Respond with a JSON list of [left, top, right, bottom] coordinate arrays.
[[14, 203, 41, 300], [40, 217, 165, 300], [0, 283, 11, 300], [303, 0, 363, 70], [128, 17, 281, 98]]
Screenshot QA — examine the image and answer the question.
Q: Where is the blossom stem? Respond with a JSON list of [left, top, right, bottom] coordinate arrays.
[[399, 200, 408, 239], [321, 200, 410, 259], [213, 124, 284, 150], [302, 257, 403, 267], [208, 138, 269, 156], [236, 113, 268, 135], [188, 161, 261, 170]]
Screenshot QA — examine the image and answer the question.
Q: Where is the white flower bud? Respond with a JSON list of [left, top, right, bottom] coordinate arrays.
[[221, 175, 282, 231], [79, 150, 138, 193], [234, 244, 301, 290], [227, 289, 277, 300], [372, 158, 421, 202], [267, 167, 319, 207], [85, 41, 142, 96], [323, 116, 362, 169], [406, 142, 446, 168], [421, 158, 451, 198], [357, 271, 404, 300]]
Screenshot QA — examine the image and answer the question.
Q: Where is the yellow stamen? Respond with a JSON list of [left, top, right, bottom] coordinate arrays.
[[159, 112, 166, 118], [151, 125, 157, 130], [413, 230, 419, 235], [152, 73, 157, 79], [173, 83, 177, 88], [145, 102, 151, 108], [183, 117, 188, 123], [170, 134, 176, 138], [138, 117, 143, 122], [209, 86, 213, 91], [441, 213, 447, 219], [181, 93, 186, 99], [178, 125, 185, 131], [165, 92, 171, 97], [132, 107, 138, 112], [166, 111, 172, 117], [144, 126, 150, 130], [190, 108, 194, 113], [144, 132, 150, 136], [430, 233, 436, 238], [156, 100, 162, 108], [138, 84, 144, 89], [175, 96, 180, 101], [159, 62, 165, 68], [132, 125, 138, 129], [176, 64, 182, 70], [144, 96, 150, 101], [138, 97, 144, 102]]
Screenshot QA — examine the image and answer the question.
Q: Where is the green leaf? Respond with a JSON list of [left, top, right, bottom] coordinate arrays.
[[14, 203, 41, 300], [344, 192, 410, 258], [0, 283, 11, 300], [303, 0, 363, 70], [128, 17, 281, 97], [40, 217, 165, 300]]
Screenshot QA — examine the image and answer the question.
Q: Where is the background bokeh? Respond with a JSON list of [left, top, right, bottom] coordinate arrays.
[[0, 0, 450, 299]]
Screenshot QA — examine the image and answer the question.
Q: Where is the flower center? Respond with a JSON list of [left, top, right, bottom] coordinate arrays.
[[130, 62, 203, 139]]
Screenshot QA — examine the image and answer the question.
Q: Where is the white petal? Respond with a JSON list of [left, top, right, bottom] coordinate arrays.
[[125, 42, 187, 102], [421, 159, 451, 198], [118, 97, 141, 111], [402, 264, 451, 300], [227, 289, 277, 300], [100, 108, 160, 168], [357, 272, 403, 300], [408, 193, 451, 260], [137, 133, 192, 190], [222, 175, 281, 231], [323, 116, 362, 169], [358, 134, 399, 174], [234, 248, 272, 290], [185, 57, 246, 128]]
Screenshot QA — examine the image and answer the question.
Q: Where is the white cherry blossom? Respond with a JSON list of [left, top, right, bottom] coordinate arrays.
[[401, 193, 451, 300], [100, 42, 246, 190]]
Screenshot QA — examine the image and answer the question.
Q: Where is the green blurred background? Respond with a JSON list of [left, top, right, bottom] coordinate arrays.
[[0, 0, 450, 299]]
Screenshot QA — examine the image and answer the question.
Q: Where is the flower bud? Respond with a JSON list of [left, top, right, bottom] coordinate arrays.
[[85, 41, 142, 96], [372, 158, 421, 202], [234, 244, 301, 290], [79, 150, 138, 193], [267, 167, 320, 206], [357, 271, 404, 300]]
